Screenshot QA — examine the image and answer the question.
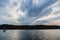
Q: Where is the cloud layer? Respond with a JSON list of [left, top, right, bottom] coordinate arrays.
[[0, 0, 60, 25]]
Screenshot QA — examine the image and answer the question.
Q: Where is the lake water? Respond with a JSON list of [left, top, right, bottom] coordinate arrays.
[[0, 30, 60, 40]]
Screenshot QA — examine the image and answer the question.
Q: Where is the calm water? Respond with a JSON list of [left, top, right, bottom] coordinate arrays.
[[0, 30, 60, 40]]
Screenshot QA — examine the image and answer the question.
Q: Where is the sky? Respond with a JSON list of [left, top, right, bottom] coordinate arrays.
[[0, 0, 60, 25]]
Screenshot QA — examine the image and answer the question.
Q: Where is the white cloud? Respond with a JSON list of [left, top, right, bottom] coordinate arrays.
[[0, 0, 23, 25], [0, 0, 59, 25]]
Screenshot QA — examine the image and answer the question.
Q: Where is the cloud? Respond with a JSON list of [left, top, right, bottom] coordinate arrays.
[[0, 0, 59, 25], [0, 0, 21, 25], [19, 0, 57, 25]]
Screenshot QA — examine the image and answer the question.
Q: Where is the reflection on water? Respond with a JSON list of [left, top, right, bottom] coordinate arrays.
[[0, 30, 60, 40]]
